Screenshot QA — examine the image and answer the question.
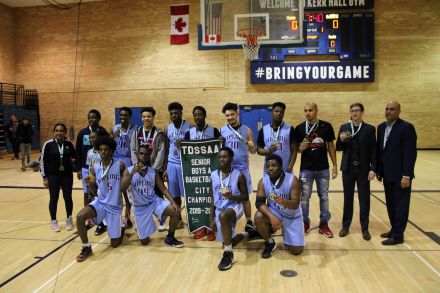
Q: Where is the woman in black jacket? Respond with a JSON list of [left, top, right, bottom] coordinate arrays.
[[40, 123, 76, 232]]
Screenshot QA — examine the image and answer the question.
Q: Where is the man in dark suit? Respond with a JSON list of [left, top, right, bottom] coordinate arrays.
[[336, 103, 376, 241], [377, 101, 417, 245]]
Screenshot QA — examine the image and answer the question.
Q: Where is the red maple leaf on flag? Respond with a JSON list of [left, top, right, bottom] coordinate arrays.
[[175, 17, 187, 32]]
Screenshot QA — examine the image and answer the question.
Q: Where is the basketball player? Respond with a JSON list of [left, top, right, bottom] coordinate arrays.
[[257, 102, 296, 173], [220, 102, 257, 234], [210, 147, 249, 271], [76, 136, 126, 262], [111, 107, 137, 228], [130, 107, 167, 231], [184, 105, 220, 240], [163, 102, 192, 229], [254, 154, 304, 259], [121, 145, 184, 247], [76, 109, 109, 206]]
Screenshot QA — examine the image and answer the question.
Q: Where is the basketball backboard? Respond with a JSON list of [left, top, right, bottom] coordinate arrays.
[[200, 0, 304, 49]]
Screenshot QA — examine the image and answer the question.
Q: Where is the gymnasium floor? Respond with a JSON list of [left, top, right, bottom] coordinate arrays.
[[0, 151, 439, 292]]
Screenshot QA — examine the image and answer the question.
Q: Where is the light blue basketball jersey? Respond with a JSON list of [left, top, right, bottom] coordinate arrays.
[[113, 124, 136, 159], [167, 120, 191, 164], [188, 125, 215, 140], [128, 166, 157, 207], [263, 172, 301, 219], [220, 124, 249, 170], [94, 160, 122, 213], [262, 123, 292, 172], [211, 169, 241, 210]]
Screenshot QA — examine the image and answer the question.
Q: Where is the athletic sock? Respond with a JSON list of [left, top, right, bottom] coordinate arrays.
[[224, 244, 232, 252], [267, 238, 274, 244], [83, 243, 91, 247], [241, 231, 249, 239]]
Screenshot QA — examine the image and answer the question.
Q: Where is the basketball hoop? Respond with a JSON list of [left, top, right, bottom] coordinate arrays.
[[236, 28, 265, 61]]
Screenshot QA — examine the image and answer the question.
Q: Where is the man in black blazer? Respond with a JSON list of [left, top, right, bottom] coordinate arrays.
[[336, 103, 376, 241], [377, 101, 417, 245]]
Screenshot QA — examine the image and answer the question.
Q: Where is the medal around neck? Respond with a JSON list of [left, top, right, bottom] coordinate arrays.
[[59, 165, 65, 171]]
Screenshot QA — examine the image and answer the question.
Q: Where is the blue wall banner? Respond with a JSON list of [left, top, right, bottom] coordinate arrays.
[[250, 61, 374, 84]]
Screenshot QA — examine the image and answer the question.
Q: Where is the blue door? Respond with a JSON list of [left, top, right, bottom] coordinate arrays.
[[115, 107, 143, 127], [239, 105, 272, 144]]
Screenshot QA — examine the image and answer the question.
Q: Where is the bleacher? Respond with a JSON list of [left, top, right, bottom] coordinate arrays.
[[0, 82, 40, 155]]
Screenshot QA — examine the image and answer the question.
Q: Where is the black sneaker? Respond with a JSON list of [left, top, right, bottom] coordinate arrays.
[[164, 236, 184, 248], [94, 223, 107, 235], [245, 224, 261, 240], [126, 218, 133, 229], [245, 221, 257, 233], [262, 240, 277, 259], [76, 245, 93, 262], [218, 251, 234, 271]]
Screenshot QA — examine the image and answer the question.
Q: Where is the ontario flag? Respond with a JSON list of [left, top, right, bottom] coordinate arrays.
[[170, 4, 189, 45]]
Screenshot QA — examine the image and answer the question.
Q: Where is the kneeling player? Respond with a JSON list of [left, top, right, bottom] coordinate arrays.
[[121, 145, 183, 247], [210, 147, 249, 271], [254, 154, 305, 259], [76, 136, 126, 262]]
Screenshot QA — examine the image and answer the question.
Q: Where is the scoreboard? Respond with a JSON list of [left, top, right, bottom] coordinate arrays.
[[257, 12, 374, 61]]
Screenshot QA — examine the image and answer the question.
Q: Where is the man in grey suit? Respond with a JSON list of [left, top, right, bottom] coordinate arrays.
[[336, 103, 377, 241], [377, 101, 417, 245]]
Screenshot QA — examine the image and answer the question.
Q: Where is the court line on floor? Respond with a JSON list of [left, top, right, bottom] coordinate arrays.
[[0, 233, 79, 288], [0, 220, 48, 224], [32, 236, 109, 293], [370, 196, 440, 278]]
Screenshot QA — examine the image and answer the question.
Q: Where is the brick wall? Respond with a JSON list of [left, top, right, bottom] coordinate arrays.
[[0, 3, 15, 84], [8, 0, 440, 147]]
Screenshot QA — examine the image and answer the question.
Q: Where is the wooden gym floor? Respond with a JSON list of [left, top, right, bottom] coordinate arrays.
[[0, 151, 439, 292]]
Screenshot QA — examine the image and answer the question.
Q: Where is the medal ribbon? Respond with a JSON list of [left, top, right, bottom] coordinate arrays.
[[227, 124, 247, 144], [100, 160, 113, 180], [349, 120, 363, 137]]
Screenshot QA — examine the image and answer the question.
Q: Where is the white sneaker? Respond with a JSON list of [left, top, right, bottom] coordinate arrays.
[[66, 216, 74, 231], [158, 222, 167, 232], [51, 220, 60, 232]]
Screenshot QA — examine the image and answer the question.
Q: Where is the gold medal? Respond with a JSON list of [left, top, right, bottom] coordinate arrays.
[[221, 187, 228, 194], [244, 140, 248, 145], [303, 138, 309, 143], [59, 165, 65, 171], [346, 131, 352, 137], [270, 193, 277, 200], [89, 174, 95, 181], [137, 162, 145, 170]]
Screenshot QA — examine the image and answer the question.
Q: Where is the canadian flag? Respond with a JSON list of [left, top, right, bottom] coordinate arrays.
[[205, 34, 221, 44], [170, 4, 189, 45]]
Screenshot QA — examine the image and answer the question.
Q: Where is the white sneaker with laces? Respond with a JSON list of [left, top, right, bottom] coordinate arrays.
[[66, 216, 74, 231], [51, 220, 60, 232]]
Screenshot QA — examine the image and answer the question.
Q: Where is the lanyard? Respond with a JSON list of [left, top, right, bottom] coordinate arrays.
[[196, 125, 208, 140], [305, 120, 319, 137], [271, 122, 284, 142], [142, 128, 154, 144], [119, 124, 131, 137], [173, 120, 184, 140], [55, 139, 64, 162], [349, 120, 363, 137], [227, 124, 247, 145], [270, 172, 284, 200], [100, 160, 113, 180]]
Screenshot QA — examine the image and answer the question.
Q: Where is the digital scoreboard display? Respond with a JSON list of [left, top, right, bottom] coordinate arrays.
[[257, 12, 374, 61]]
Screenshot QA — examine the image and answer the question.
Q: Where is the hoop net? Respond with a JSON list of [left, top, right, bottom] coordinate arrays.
[[237, 28, 265, 61]]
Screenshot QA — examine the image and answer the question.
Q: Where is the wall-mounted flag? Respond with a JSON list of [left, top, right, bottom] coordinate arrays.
[[170, 4, 189, 45]]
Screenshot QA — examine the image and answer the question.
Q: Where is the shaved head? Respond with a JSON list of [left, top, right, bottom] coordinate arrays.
[[305, 102, 318, 111], [385, 101, 401, 123]]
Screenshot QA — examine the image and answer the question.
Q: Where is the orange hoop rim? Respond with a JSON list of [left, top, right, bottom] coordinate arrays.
[[236, 27, 266, 39]]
